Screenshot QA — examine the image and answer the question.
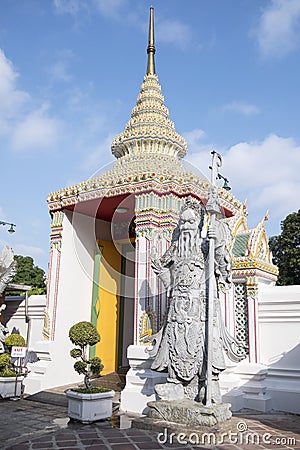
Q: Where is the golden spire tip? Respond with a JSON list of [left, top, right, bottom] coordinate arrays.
[[146, 7, 156, 75]]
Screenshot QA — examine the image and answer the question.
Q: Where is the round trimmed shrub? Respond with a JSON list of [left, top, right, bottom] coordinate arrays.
[[70, 348, 82, 359], [0, 353, 10, 371], [5, 334, 26, 349], [89, 356, 104, 375], [69, 321, 104, 390], [69, 321, 100, 347], [74, 360, 87, 375]]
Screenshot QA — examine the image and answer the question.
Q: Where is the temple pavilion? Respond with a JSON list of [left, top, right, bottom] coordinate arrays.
[[39, 8, 278, 410]]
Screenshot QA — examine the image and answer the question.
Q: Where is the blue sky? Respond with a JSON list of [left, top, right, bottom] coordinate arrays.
[[0, 0, 299, 271]]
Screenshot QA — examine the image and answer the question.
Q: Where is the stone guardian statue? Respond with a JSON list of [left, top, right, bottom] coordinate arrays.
[[147, 154, 245, 426]]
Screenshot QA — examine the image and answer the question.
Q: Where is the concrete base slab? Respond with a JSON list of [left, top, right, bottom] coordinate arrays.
[[147, 399, 232, 427], [132, 414, 246, 447]]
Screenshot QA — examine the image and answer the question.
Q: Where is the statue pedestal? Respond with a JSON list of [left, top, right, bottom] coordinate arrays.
[[147, 399, 232, 427]]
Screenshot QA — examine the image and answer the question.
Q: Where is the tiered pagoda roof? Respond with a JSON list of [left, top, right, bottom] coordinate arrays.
[[47, 8, 242, 218]]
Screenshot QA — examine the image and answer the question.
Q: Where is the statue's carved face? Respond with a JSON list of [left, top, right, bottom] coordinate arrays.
[[179, 209, 200, 237]]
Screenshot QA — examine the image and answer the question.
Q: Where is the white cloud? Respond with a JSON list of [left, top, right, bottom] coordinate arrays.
[[0, 49, 29, 126], [93, 0, 126, 19], [156, 18, 192, 49], [51, 61, 72, 82], [223, 134, 300, 189], [53, 0, 85, 15], [184, 128, 217, 180], [83, 133, 116, 172], [254, 181, 299, 220], [53, 0, 126, 19], [12, 106, 64, 151], [183, 128, 206, 144], [50, 49, 76, 83], [254, 0, 300, 59], [222, 101, 260, 116], [53, 1, 192, 50], [187, 132, 300, 231], [0, 206, 5, 220], [0, 48, 65, 152], [14, 244, 45, 256]]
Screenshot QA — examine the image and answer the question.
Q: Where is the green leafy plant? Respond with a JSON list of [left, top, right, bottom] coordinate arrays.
[[0, 333, 26, 377], [0, 353, 15, 376], [8, 255, 46, 296], [269, 210, 300, 285], [69, 321, 105, 392], [5, 334, 26, 350]]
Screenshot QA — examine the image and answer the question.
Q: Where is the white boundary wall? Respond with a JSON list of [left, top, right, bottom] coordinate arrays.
[[258, 285, 300, 413], [221, 285, 300, 414]]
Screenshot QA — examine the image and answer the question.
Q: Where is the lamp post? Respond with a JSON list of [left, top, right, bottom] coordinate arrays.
[[0, 221, 16, 234]]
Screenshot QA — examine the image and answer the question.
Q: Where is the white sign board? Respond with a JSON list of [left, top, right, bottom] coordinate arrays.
[[11, 346, 27, 358]]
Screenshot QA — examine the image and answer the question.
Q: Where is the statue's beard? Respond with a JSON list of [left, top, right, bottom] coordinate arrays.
[[178, 230, 198, 258]]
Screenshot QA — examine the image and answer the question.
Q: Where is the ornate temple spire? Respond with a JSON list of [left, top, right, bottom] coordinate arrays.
[[146, 7, 156, 75], [111, 7, 188, 160]]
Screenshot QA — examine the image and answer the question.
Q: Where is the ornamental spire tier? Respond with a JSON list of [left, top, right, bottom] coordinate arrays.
[[111, 7, 188, 160]]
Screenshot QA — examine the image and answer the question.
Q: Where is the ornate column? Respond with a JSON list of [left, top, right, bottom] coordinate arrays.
[[245, 276, 259, 364], [134, 193, 185, 344], [43, 211, 64, 341]]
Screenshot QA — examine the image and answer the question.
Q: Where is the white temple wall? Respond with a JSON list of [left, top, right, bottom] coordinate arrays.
[[50, 210, 95, 338], [134, 236, 148, 345]]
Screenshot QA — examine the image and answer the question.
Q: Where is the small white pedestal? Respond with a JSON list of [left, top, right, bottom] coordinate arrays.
[[120, 345, 167, 414]]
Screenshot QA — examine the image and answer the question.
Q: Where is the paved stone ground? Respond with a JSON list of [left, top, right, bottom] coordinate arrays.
[[1, 396, 299, 450], [0, 373, 299, 450]]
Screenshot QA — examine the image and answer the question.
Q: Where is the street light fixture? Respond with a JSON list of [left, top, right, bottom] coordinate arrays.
[[0, 221, 16, 234], [217, 173, 231, 191], [208, 165, 231, 191]]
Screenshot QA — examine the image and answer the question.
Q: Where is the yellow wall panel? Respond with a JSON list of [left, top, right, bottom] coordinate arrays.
[[95, 240, 121, 375]]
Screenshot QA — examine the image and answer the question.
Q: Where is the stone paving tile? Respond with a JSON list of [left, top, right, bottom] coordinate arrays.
[[110, 445, 138, 449], [125, 429, 150, 436], [31, 436, 54, 443], [56, 439, 78, 446], [85, 446, 110, 450], [81, 438, 103, 445], [101, 429, 129, 436], [32, 443, 55, 449], [77, 432, 100, 438], [213, 445, 239, 450], [130, 435, 157, 442], [107, 436, 136, 443], [5, 444, 31, 450], [135, 441, 164, 449]]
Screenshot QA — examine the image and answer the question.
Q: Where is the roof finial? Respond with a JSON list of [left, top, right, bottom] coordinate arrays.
[[146, 7, 156, 75]]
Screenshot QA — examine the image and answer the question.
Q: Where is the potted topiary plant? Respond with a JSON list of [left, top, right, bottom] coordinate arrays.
[[66, 321, 115, 423], [0, 333, 26, 398]]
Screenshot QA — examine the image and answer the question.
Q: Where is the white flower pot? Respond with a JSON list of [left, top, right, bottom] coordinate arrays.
[[66, 389, 115, 423], [0, 376, 24, 398]]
